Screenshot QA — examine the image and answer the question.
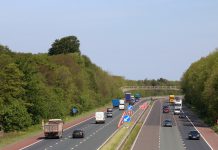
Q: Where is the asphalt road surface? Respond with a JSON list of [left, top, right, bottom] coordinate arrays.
[[22, 99, 145, 150], [132, 99, 212, 150]]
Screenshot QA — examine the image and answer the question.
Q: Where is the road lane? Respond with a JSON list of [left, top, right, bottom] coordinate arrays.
[[132, 100, 161, 150], [160, 104, 184, 150], [174, 106, 212, 150], [23, 99, 146, 150]]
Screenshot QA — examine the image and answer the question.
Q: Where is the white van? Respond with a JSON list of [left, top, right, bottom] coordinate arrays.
[[95, 112, 105, 124], [119, 99, 125, 110]]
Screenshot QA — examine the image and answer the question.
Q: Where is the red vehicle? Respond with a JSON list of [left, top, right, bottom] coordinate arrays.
[[163, 106, 170, 113]]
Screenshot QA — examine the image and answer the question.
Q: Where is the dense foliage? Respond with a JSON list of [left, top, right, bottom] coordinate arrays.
[[126, 78, 180, 86], [0, 44, 124, 132], [48, 36, 80, 55], [181, 49, 218, 125]]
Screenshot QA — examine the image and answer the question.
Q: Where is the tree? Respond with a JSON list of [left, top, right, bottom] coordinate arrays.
[[48, 36, 80, 55], [2, 100, 32, 132]]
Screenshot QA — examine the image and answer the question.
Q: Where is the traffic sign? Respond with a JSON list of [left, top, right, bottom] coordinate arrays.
[[128, 105, 133, 110], [123, 115, 131, 122]]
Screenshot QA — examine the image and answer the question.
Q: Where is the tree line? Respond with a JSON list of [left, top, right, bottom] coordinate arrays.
[[0, 36, 125, 132], [181, 49, 218, 125], [0, 35, 180, 133]]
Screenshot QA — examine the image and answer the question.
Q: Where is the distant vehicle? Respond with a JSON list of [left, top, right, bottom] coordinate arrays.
[[125, 93, 131, 103], [188, 130, 200, 140], [163, 106, 170, 113], [72, 129, 84, 138], [112, 99, 120, 108], [169, 95, 175, 103], [44, 119, 64, 138], [162, 119, 173, 127], [179, 113, 186, 118], [119, 99, 125, 110], [107, 108, 113, 112], [95, 112, 105, 124], [174, 98, 182, 110], [174, 108, 181, 115], [106, 108, 113, 118], [134, 93, 141, 101]]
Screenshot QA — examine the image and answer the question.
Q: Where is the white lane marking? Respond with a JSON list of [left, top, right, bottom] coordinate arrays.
[[56, 143, 58, 145], [184, 110, 214, 150], [80, 142, 82, 144], [75, 145, 78, 147], [49, 145, 52, 147], [159, 101, 162, 150], [130, 100, 155, 150], [71, 148, 74, 150]]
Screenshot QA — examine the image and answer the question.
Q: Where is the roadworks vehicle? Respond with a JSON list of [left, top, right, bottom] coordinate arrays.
[[169, 95, 175, 103], [95, 112, 105, 124], [44, 119, 64, 138], [119, 99, 125, 110]]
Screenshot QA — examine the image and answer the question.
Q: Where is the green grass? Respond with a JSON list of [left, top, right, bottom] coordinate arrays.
[[121, 123, 142, 150], [0, 103, 111, 149], [212, 125, 218, 133], [100, 124, 131, 150]]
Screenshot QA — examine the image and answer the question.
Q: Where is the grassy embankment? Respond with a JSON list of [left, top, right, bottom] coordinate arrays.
[[0, 103, 110, 148]]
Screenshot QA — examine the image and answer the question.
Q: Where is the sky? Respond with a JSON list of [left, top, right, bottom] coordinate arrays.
[[1, 0, 218, 80]]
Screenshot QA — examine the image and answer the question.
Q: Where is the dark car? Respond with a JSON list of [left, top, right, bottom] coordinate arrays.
[[106, 112, 113, 118], [107, 108, 113, 112], [72, 130, 84, 138], [179, 113, 186, 118], [163, 106, 170, 113], [162, 119, 173, 127], [188, 130, 200, 140], [106, 108, 113, 118]]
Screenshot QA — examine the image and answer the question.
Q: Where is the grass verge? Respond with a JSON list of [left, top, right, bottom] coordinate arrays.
[[212, 125, 218, 133], [100, 124, 132, 150], [121, 123, 142, 150], [0, 103, 110, 149]]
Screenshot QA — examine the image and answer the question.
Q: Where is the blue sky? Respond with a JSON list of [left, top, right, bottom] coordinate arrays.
[[1, 0, 218, 80]]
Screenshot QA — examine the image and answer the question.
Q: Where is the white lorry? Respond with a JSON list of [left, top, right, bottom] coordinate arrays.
[[119, 99, 125, 110], [95, 112, 105, 124], [174, 98, 182, 115]]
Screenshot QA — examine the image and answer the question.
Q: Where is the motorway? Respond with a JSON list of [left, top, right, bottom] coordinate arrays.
[[22, 99, 145, 150], [132, 99, 212, 150]]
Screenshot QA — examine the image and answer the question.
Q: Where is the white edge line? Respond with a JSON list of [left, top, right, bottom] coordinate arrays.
[[97, 99, 147, 150], [130, 100, 155, 150], [183, 110, 214, 150], [19, 116, 95, 150]]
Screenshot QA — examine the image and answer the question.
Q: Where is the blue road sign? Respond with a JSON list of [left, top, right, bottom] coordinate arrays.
[[123, 115, 131, 122], [128, 105, 133, 110]]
